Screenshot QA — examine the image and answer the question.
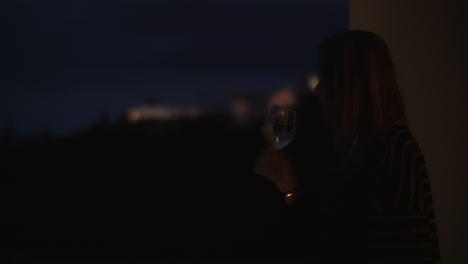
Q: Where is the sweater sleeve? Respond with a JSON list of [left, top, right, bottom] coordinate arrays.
[[369, 126, 440, 263]]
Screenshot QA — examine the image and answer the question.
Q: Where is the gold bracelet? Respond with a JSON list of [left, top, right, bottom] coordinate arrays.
[[282, 187, 299, 198]]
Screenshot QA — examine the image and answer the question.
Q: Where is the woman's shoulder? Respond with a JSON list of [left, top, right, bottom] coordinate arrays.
[[385, 124, 413, 140], [383, 125, 419, 150], [382, 125, 426, 169]]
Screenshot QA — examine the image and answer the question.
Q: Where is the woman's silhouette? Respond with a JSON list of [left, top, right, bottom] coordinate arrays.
[[255, 30, 440, 263]]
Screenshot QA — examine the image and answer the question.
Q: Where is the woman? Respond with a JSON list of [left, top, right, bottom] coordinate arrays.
[[255, 30, 440, 263]]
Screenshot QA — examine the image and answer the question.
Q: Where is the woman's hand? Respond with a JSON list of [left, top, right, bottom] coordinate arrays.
[[255, 147, 297, 195]]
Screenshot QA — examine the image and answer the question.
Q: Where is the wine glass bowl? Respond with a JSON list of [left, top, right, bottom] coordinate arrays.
[[265, 105, 296, 149]]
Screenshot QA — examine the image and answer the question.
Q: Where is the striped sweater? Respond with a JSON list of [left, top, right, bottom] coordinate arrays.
[[282, 125, 440, 263], [367, 125, 440, 263]]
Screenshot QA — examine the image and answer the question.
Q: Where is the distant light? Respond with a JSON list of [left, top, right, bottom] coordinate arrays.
[[232, 99, 250, 121], [139, 106, 172, 120], [128, 109, 140, 123], [307, 74, 320, 92], [186, 107, 201, 117], [127, 104, 202, 121], [267, 87, 296, 110], [285, 192, 293, 198]]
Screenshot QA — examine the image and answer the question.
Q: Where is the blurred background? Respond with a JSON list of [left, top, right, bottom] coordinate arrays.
[[4, 0, 348, 138], [6, 0, 348, 263], [6, 1, 468, 263]]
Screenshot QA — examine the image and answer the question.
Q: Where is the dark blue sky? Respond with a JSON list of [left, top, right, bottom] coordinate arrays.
[[5, 0, 348, 136]]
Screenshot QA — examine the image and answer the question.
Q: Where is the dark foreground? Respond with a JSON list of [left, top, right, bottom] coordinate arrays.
[[6, 117, 308, 263]]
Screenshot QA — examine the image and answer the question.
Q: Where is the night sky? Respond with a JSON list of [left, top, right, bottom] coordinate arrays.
[[6, 0, 348, 136]]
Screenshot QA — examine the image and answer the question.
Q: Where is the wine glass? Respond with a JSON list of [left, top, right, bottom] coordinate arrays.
[[265, 105, 296, 149]]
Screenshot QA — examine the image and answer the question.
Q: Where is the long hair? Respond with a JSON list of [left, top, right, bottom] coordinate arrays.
[[317, 30, 406, 162]]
